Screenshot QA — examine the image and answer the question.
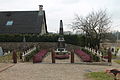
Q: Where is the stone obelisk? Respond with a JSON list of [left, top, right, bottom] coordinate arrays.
[[57, 20, 65, 52], [59, 20, 63, 35]]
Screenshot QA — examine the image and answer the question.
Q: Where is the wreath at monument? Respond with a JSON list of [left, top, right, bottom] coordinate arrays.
[[55, 54, 69, 59]]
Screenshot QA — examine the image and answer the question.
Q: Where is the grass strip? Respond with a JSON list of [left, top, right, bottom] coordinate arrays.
[[86, 72, 114, 80]]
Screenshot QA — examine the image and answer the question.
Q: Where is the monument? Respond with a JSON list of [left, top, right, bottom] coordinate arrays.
[[56, 20, 67, 53], [53, 20, 69, 60], [0, 47, 3, 56]]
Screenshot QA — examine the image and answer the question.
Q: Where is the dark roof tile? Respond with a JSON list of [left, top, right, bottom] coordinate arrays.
[[0, 11, 47, 34]]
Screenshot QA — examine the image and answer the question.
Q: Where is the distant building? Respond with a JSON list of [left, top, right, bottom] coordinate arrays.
[[75, 30, 83, 35], [64, 31, 72, 35], [0, 5, 47, 35]]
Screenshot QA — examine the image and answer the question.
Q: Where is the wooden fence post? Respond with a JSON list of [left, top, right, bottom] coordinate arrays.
[[51, 49, 55, 63], [12, 50, 17, 63], [108, 48, 112, 66], [71, 50, 74, 63], [20, 52, 22, 59]]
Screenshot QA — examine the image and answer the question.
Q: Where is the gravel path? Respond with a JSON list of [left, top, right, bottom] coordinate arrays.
[[0, 53, 120, 80], [0, 63, 14, 72], [0, 63, 12, 69], [42, 52, 82, 63]]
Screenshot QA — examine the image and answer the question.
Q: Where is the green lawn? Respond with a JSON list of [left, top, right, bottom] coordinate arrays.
[[86, 72, 114, 80], [114, 59, 120, 64], [0, 53, 12, 63], [0, 52, 20, 63]]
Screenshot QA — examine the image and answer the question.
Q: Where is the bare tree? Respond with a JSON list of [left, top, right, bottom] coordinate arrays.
[[71, 10, 112, 49]]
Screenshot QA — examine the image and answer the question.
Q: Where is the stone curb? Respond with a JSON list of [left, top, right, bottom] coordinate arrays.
[[0, 64, 15, 73], [39, 62, 110, 66]]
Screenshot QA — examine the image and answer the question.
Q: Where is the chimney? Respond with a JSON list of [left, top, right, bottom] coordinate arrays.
[[39, 5, 43, 11], [38, 5, 44, 16]]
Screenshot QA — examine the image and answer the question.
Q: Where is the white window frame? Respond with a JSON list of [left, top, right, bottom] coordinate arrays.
[[6, 20, 13, 26]]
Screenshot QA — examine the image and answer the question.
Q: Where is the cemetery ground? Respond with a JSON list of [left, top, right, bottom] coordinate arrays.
[[0, 53, 120, 80]]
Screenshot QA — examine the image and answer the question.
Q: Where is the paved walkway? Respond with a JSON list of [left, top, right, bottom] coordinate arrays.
[[0, 63, 14, 73], [0, 53, 120, 80]]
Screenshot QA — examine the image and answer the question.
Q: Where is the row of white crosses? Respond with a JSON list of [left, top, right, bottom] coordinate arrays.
[[85, 47, 102, 60], [4, 51, 11, 56], [22, 46, 36, 61]]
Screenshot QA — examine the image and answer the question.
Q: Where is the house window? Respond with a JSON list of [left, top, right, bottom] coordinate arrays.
[[6, 21, 13, 26]]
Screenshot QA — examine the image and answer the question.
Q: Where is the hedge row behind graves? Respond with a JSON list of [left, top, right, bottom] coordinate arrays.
[[0, 34, 85, 47]]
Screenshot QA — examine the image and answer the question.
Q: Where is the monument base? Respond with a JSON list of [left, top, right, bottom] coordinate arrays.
[[55, 54, 69, 59], [55, 48, 69, 59], [55, 48, 68, 54]]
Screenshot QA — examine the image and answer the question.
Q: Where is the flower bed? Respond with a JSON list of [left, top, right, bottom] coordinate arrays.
[[33, 50, 48, 63], [102, 56, 108, 59], [55, 54, 69, 59], [81, 48, 100, 62], [75, 49, 91, 62]]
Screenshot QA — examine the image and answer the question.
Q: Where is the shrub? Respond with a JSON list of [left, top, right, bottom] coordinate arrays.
[[25, 47, 39, 61], [81, 48, 100, 62]]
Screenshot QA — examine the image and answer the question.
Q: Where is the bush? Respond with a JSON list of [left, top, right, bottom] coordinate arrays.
[[0, 34, 85, 47], [25, 47, 39, 61], [81, 48, 100, 62], [92, 54, 100, 62], [64, 34, 85, 47]]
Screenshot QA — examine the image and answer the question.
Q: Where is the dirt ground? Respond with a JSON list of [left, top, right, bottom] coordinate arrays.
[[0, 53, 120, 80]]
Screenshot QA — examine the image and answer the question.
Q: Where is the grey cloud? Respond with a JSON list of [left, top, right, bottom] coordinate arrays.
[[59, 0, 80, 4], [0, 0, 120, 32]]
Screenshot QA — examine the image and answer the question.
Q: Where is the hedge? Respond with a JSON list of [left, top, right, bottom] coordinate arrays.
[[25, 47, 39, 61], [0, 34, 85, 47]]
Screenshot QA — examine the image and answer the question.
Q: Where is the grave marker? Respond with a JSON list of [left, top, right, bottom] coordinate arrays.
[[0, 47, 3, 56]]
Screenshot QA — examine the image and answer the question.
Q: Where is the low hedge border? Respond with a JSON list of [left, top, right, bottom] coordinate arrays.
[[81, 48, 100, 62]]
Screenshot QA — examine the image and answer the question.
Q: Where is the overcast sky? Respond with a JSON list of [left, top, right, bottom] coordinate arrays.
[[0, 0, 120, 32]]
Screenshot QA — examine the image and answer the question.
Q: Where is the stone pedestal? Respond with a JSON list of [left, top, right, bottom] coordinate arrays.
[[57, 35, 66, 52]]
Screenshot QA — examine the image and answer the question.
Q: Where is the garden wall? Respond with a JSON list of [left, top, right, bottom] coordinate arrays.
[[0, 42, 80, 52]]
